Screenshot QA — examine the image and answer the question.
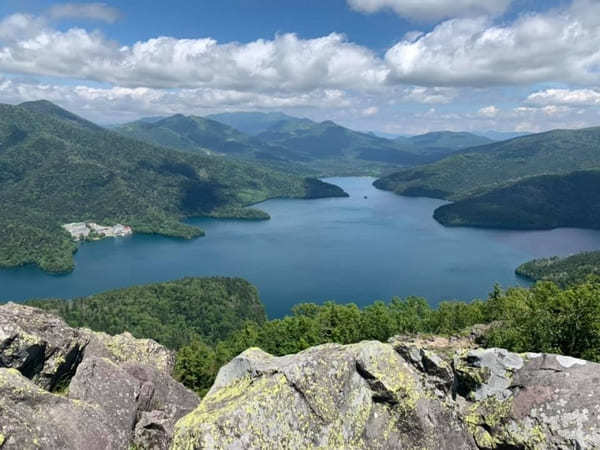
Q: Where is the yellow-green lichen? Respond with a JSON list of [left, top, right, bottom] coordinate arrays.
[[464, 397, 547, 449]]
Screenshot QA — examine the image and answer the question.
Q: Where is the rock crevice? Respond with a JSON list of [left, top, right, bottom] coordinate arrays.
[[0, 303, 199, 450]]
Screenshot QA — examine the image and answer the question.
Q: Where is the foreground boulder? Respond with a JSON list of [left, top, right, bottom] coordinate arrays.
[[0, 303, 199, 449], [173, 335, 600, 449]]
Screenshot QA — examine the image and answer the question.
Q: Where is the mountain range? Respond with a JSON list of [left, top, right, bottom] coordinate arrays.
[[115, 112, 500, 176]]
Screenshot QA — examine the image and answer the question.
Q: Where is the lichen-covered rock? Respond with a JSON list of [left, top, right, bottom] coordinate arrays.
[[172, 341, 477, 449], [0, 302, 87, 391], [86, 330, 175, 374], [454, 348, 524, 401], [174, 338, 600, 450], [0, 303, 199, 449], [0, 367, 123, 450]]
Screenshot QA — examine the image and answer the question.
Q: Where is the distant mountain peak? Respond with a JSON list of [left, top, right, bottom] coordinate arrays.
[[19, 99, 100, 131]]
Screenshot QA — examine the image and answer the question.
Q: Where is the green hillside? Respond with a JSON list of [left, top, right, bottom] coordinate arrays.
[[116, 114, 268, 155], [375, 127, 600, 200], [0, 101, 346, 273], [26, 277, 265, 349], [206, 111, 299, 136], [516, 252, 600, 287], [256, 118, 426, 166], [433, 170, 600, 229], [402, 131, 494, 157], [118, 114, 431, 176]]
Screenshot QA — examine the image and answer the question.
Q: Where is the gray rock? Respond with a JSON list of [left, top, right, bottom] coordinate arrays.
[[453, 347, 523, 401], [172, 341, 477, 449], [134, 410, 172, 450], [0, 303, 199, 449], [68, 357, 139, 444], [0, 302, 87, 391], [0, 367, 123, 450], [174, 338, 600, 450]]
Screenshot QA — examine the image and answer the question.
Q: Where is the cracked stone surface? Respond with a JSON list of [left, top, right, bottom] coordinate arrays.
[[173, 339, 600, 450], [0, 303, 199, 450]]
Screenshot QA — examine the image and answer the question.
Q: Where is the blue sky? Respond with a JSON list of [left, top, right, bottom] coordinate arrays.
[[0, 0, 597, 133]]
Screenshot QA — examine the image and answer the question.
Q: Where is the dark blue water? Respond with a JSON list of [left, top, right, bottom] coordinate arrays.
[[3, 177, 600, 317]]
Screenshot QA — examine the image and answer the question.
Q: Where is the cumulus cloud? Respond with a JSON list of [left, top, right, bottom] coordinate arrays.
[[361, 106, 378, 116], [527, 88, 600, 106], [0, 76, 352, 123], [347, 0, 512, 21], [49, 2, 121, 23], [1, 2, 599, 93], [385, 0, 600, 86], [0, 17, 387, 92], [478, 105, 499, 118], [403, 87, 457, 104], [1, 2, 599, 130]]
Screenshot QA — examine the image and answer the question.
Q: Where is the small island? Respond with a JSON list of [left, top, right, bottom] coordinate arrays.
[[63, 222, 133, 241]]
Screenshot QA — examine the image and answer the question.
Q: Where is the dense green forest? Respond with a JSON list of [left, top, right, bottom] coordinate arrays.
[[433, 170, 600, 229], [23, 276, 600, 396], [0, 101, 346, 273], [517, 251, 600, 286], [374, 126, 600, 200], [27, 277, 265, 349]]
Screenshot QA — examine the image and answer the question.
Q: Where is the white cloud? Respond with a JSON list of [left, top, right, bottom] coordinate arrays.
[[347, 0, 512, 21], [0, 77, 352, 123], [478, 105, 499, 118], [0, 3, 599, 131], [1, 2, 599, 94], [49, 3, 121, 23], [514, 105, 573, 117], [403, 86, 457, 104], [385, 0, 600, 86], [527, 88, 600, 106], [0, 17, 387, 92], [361, 106, 378, 116]]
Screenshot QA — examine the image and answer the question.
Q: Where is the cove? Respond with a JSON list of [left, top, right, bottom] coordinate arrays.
[[3, 177, 600, 318]]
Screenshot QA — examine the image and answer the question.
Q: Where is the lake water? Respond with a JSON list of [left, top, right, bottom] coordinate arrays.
[[3, 177, 600, 317]]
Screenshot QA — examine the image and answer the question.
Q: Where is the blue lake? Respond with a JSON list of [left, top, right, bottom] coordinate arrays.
[[3, 177, 600, 317]]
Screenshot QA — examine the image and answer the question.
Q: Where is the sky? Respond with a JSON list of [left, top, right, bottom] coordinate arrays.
[[0, 0, 598, 134]]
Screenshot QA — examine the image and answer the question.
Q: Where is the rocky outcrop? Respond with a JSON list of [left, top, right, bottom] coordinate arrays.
[[0, 303, 199, 450], [173, 334, 600, 449], [3, 301, 600, 449]]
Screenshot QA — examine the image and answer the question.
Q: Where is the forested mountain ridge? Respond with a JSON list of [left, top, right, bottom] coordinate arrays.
[[397, 131, 494, 157], [516, 251, 600, 286], [374, 126, 600, 200], [115, 114, 269, 156], [119, 112, 514, 177], [118, 113, 431, 176], [206, 111, 300, 136], [255, 118, 427, 166], [26, 277, 265, 349], [0, 101, 346, 273], [433, 170, 600, 229]]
